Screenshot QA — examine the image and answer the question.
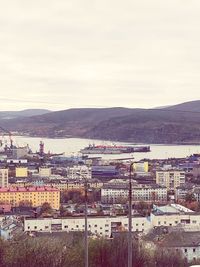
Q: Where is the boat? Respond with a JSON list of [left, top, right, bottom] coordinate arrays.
[[80, 144, 150, 154]]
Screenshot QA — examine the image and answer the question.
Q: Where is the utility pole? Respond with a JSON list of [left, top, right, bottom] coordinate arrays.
[[84, 178, 88, 267], [128, 162, 134, 267]]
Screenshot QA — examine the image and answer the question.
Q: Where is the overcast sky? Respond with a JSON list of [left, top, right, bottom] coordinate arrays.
[[0, 0, 200, 111]]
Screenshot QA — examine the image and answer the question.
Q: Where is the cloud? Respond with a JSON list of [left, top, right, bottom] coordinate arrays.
[[0, 0, 200, 110]]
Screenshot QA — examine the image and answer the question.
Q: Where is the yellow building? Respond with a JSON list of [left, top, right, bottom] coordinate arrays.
[[0, 187, 60, 210], [133, 162, 148, 172], [16, 167, 28, 178]]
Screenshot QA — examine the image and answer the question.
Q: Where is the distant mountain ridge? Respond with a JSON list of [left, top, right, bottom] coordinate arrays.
[[162, 100, 200, 112], [0, 109, 51, 120], [1, 101, 200, 143]]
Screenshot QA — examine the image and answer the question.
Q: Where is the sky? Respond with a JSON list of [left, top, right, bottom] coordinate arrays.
[[0, 0, 200, 111]]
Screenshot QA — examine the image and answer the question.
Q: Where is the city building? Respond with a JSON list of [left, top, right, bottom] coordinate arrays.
[[132, 184, 167, 202], [192, 164, 200, 178], [39, 167, 52, 177], [12, 147, 29, 159], [158, 231, 200, 262], [66, 165, 91, 179], [0, 187, 60, 209], [101, 183, 128, 203], [7, 159, 28, 164], [156, 170, 185, 190], [150, 204, 199, 228], [133, 161, 149, 172], [92, 165, 119, 179], [175, 184, 194, 201], [24, 215, 151, 238], [16, 167, 28, 178], [193, 187, 200, 202], [0, 169, 8, 187], [101, 181, 167, 203]]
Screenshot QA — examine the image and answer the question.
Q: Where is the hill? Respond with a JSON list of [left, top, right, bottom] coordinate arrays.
[[0, 109, 51, 120], [163, 100, 200, 112], [1, 101, 200, 143]]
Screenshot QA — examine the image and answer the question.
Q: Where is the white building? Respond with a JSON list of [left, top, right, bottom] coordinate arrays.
[[159, 231, 200, 263], [156, 170, 185, 190], [24, 215, 151, 238], [193, 188, 200, 202], [132, 185, 167, 202], [0, 169, 8, 187], [67, 165, 91, 180], [149, 204, 200, 228], [101, 182, 167, 203], [39, 167, 52, 177], [24, 203, 200, 245]]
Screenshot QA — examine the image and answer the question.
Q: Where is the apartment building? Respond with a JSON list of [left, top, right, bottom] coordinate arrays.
[[101, 183, 167, 203], [0, 186, 60, 209], [156, 170, 185, 190], [0, 169, 8, 187]]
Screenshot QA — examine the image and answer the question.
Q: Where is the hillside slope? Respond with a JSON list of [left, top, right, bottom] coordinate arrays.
[[1, 101, 200, 143], [163, 100, 200, 112], [0, 109, 51, 120]]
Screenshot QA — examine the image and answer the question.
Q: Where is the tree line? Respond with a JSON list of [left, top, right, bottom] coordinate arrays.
[[0, 232, 193, 267]]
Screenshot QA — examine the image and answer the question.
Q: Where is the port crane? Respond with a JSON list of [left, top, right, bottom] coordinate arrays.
[[0, 126, 13, 149]]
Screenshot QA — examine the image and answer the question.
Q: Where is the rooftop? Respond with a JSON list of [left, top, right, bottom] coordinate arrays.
[[0, 186, 59, 193], [152, 204, 194, 215], [160, 231, 200, 247]]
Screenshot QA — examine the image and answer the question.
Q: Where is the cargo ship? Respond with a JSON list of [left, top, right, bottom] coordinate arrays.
[[80, 144, 150, 154]]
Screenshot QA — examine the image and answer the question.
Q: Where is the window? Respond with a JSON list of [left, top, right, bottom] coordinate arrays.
[[193, 248, 196, 253], [34, 226, 37, 230], [184, 249, 187, 253]]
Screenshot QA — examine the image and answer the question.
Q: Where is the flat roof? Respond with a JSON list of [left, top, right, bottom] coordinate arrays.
[[0, 186, 59, 193]]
